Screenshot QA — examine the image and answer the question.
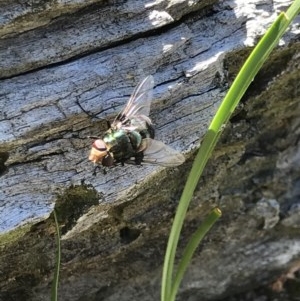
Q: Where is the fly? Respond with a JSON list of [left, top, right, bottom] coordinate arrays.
[[86, 75, 185, 171]]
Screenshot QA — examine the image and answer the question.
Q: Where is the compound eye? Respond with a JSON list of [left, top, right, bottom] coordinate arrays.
[[93, 140, 107, 151]]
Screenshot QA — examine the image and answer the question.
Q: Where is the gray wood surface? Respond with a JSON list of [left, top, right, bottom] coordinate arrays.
[[1, 0, 299, 300]]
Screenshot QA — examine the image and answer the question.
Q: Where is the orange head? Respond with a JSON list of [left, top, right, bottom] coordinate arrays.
[[89, 139, 114, 167]]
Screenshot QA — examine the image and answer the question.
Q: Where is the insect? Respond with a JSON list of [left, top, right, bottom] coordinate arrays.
[[87, 75, 185, 170]]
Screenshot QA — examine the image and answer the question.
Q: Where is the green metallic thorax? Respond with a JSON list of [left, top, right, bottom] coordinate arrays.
[[103, 122, 155, 163], [103, 129, 141, 162]]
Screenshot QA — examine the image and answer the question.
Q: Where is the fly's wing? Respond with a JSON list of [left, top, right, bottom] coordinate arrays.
[[113, 75, 154, 127], [142, 138, 185, 167]]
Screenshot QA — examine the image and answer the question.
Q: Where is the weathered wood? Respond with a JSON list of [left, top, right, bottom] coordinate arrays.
[[0, 1, 226, 230], [0, 0, 212, 78], [0, 0, 300, 300]]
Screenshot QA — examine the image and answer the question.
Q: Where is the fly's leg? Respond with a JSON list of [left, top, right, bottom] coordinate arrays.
[[134, 152, 144, 165], [112, 159, 126, 167], [92, 165, 107, 176], [117, 159, 125, 167], [92, 166, 98, 176], [92, 166, 100, 176]]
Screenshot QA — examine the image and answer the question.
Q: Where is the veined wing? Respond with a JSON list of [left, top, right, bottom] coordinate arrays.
[[120, 115, 152, 132], [113, 75, 154, 127], [142, 138, 185, 167]]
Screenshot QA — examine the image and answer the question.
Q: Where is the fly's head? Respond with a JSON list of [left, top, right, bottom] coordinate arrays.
[[89, 139, 114, 167]]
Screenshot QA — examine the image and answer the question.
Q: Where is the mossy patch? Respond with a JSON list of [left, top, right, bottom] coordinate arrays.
[[0, 183, 101, 301], [224, 42, 300, 100], [53, 184, 101, 234], [0, 224, 31, 248]]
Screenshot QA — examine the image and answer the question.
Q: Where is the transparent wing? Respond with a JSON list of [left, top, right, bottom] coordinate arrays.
[[142, 138, 185, 167], [113, 75, 154, 126], [120, 115, 151, 132]]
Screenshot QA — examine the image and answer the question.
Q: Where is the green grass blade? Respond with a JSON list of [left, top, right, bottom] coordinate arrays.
[[161, 128, 222, 301], [161, 2, 300, 301], [286, 0, 300, 20], [51, 209, 61, 301], [169, 208, 221, 301], [211, 12, 294, 132]]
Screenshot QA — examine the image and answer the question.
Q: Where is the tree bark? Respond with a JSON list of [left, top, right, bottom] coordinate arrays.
[[0, 0, 300, 300]]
